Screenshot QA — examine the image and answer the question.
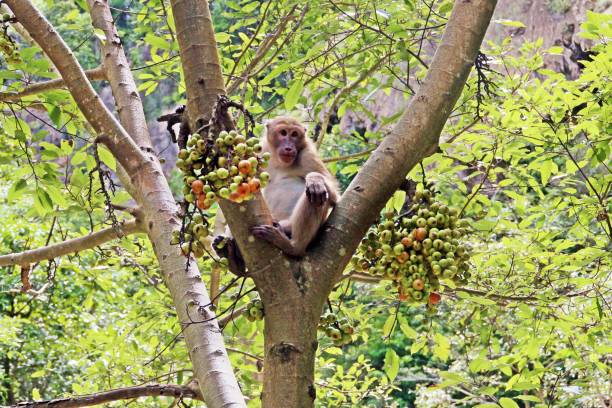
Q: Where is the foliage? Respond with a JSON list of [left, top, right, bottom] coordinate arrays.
[[0, 0, 610, 407]]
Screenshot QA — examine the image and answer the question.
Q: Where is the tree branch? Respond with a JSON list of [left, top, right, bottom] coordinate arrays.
[[5, 0, 149, 176], [15, 383, 203, 408], [225, 0, 274, 90], [218, 305, 247, 329], [316, 55, 389, 149], [226, 5, 299, 95], [87, 0, 153, 150], [322, 145, 377, 163], [8, 2, 245, 408], [0, 220, 144, 267], [167, 3, 249, 406], [344, 272, 595, 305], [227, 347, 263, 362], [170, 0, 282, 292], [0, 67, 106, 102], [314, 0, 498, 294]]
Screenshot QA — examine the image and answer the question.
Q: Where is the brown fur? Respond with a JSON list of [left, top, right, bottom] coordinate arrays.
[[251, 117, 339, 257]]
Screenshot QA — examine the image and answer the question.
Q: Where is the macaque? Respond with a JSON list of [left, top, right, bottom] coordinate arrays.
[[251, 117, 338, 256], [214, 117, 338, 272]]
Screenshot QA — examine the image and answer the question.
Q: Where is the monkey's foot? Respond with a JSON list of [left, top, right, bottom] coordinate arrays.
[[213, 236, 246, 276], [251, 224, 302, 257]]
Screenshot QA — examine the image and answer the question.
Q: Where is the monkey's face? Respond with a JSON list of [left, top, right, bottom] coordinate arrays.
[[267, 122, 305, 167]]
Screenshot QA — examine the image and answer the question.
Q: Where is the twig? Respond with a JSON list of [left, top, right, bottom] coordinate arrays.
[[226, 5, 299, 94], [225, 0, 273, 88], [218, 305, 247, 329], [0, 67, 106, 102], [14, 383, 203, 407], [316, 54, 390, 149], [0, 220, 144, 267], [459, 140, 498, 217], [227, 347, 263, 362], [322, 145, 377, 163]]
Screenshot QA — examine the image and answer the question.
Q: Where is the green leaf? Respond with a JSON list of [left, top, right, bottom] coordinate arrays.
[[60, 140, 73, 155], [45, 185, 68, 208], [397, 315, 417, 339], [438, 2, 453, 14], [499, 397, 520, 408], [97, 146, 116, 171], [469, 358, 488, 373], [31, 370, 45, 378], [540, 159, 558, 185], [468, 296, 497, 306], [93, 28, 106, 44], [36, 188, 53, 211], [7, 179, 27, 202], [439, 371, 468, 384], [595, 296, 603, 320], [410, 336, 426, 354], [383, 349, 399, 381], [49, 106, 61, 127], [392, 190, 406, 213], [216, 33, 231, 43], [145, 33, 170, 50], [433, 333, 450, 362], [284, 79, 304, 110], [516, 395, 542, 402], [382, 315, 396, 337], [495, 19, 527, 28], [71, 151, 88, 165], [35, 188, 54, 213]]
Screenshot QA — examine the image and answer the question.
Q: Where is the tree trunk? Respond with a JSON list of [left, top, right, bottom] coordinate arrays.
[[5, 1, 246, 406], [261, 304, 319, 408], [256, 264, 327, 408]]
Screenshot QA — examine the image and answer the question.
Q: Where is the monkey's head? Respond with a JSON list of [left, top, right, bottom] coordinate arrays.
[[265, 117, 306, 167]]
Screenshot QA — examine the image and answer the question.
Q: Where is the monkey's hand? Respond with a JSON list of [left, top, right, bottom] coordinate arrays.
[[305, 173, 329, 206]]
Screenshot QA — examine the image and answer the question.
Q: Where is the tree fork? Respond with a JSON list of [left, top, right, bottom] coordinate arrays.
[[169, 1, 324, 407], [170, 0, 498, 407]]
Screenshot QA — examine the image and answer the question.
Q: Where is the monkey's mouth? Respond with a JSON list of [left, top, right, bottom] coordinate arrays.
[[279, 153, 296, 163]]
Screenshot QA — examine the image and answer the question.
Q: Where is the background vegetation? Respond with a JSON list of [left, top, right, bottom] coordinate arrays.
[[1, 0, 610, 406]]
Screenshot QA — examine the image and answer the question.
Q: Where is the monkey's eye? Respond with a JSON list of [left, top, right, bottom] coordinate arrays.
[[280, 129, 287, 136], [291, 131, 299, 138]]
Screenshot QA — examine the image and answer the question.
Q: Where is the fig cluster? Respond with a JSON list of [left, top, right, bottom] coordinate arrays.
[[172, 129, 270, 258], [1, 16, 20, 65], [318, 312, 354, 346], [245, 298, 264, 322], [176, 130, 270, 209], [170, 213, 211, 259], [352, 187, 471, 304]]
